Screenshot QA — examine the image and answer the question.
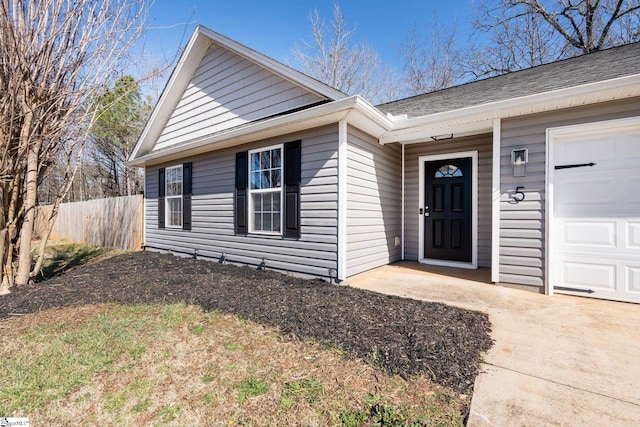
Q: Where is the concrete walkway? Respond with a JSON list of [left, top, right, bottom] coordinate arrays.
[[345, 262, 640, 426]]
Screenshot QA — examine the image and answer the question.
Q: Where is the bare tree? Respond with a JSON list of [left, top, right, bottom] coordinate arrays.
[[0, 0, 148, 293], [467, 9, 568, 77], [290, 3, 401, 104], [399, 20, 462, 95], [470, 0, 640, 76]]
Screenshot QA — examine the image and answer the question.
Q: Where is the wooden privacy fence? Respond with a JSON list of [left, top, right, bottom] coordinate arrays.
[[35, 194, 143, 251]]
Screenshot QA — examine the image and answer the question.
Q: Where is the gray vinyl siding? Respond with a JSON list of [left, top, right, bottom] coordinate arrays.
[[500, 98, 640, 290], [404, 134, 493, 267], [346, 126, 402, 277], [154, 43, 325, 151], [145, 125, 338, 279]]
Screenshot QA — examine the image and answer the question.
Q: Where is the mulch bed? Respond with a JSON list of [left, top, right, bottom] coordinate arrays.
[[0, 251, 493, 393]]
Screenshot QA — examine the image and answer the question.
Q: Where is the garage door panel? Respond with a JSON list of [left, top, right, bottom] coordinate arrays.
[[628, 267, 640, 294], [556, 177, 615, 210], [559, 259, 617, 291], [628, 222, 640, 249], [555, 133, 616, 164], [561, 220, 616, 248], [550, 118, 640, 303]]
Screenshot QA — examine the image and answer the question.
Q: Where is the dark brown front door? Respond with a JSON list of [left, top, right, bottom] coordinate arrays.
[[424, 157, 472, 262]]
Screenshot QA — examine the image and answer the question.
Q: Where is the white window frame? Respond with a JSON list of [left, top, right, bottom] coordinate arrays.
[[248, 144, 284, 235], [165, 164, 183, 228]]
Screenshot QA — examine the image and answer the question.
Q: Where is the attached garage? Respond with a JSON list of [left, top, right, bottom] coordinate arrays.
[[548, 117, 640, 303]]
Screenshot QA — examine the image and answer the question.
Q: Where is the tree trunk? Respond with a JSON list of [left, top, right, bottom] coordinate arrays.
[[16, 129, 39, 286], [1, 174, 22, 293], [0, 228, 9, 295]]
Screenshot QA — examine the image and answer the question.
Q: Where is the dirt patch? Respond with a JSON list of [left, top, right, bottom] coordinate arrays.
[[0, 251, 493, 393]]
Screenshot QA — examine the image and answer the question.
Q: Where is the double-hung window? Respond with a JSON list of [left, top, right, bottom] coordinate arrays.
[[235, 141, 300, 238], [249, 145, 282, 234], [165, 165, 183, 228]]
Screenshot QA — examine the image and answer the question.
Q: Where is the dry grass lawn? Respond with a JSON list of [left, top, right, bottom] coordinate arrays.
[[0, 304, 466, 426]]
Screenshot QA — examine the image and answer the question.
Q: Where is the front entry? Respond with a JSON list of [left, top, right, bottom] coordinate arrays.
[[423, 157, 473, 263]]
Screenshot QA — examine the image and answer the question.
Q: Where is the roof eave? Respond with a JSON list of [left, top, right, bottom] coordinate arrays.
[[380, 74, 640, 144], [129, 29, 209, 161]]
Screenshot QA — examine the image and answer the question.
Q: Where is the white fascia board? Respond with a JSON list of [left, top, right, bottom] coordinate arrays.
[[198, 26, 347, 101], [380, 74, 640, 144], [127, 96, 391, 167], [129, 29, 210, 161]]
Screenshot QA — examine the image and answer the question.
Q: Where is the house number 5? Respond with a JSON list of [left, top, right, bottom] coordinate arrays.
[[512, 186, 525, 203]]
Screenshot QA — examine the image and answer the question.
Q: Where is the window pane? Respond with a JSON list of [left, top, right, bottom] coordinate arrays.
[[435, 164, 462, 178], [273, 213, 281, 232], [169, 182, 180, 196], [251, 153, 260, 172], [254, 193, 263, 211], [272, 148, 281, 168], [263, 213, 272, 231], [263, 193, 272, 211], [261, 150, 270, 169], [272, 192, 281, 212], [251, 172, 261, 190], [255, 212, 263, 230], [261, 170, 271, 188], [272, 169, 281, 188]]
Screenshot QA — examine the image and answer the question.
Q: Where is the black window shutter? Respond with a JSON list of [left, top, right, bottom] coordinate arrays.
[[235, 151, 248, 235], [284, 140, 301, 238], [158, 167, 165, 229], [182, 162, 192, 231]]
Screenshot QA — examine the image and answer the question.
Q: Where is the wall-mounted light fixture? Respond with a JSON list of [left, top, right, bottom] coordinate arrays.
[[511, 148, 528, 177], [430, 133, 453, 141]]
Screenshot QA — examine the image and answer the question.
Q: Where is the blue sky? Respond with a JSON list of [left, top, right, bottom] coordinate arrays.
[[145, 0, 476, 71]]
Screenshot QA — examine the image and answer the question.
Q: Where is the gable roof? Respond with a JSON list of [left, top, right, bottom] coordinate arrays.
[[129, 25, 347, 163], [378, 42, 640, 118]]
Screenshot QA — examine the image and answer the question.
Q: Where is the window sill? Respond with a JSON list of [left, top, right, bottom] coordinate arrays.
[[248, 231, 283, 237]]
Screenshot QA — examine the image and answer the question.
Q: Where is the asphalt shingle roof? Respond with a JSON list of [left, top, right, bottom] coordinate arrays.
[[377, 42, 640, 118]]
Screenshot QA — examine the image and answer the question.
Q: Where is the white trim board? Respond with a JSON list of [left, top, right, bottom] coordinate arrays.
[[401, 143, 405, 261], [418, 150, 479, 269], [491, 119, 501, 283], [337, 120, 348, 281]]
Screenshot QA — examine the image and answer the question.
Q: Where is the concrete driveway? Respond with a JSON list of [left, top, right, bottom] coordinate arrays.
[[345, 262, 640, 426]]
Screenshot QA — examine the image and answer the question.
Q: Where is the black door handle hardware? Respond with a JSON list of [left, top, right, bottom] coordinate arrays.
[[555, 162, 596, 170]]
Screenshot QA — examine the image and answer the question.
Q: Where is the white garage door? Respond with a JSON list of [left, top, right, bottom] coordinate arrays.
[[549, 118, 640, 303]]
